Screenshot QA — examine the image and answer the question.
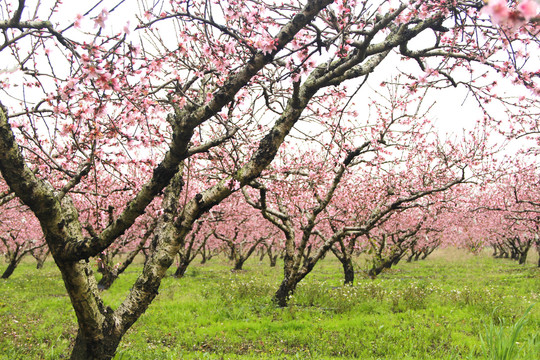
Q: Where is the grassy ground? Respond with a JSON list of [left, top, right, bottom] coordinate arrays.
[[0, 248, 539, 359]]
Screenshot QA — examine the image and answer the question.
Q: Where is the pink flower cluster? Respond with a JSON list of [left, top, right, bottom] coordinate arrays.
[[94, 9, 109, 29], [482, 0, 538, 29]]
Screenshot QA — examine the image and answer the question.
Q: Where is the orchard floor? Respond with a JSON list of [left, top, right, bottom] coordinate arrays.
[[0, 248, 539, 359]]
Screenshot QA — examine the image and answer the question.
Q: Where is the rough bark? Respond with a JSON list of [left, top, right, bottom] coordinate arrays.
[[70, 329, 122, 360]]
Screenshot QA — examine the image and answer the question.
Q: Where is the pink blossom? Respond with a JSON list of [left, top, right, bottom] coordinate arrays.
[[74, 14, 83, 29], [85, 64, 102, 79], [227, 179, 241, 191], [483, 0, 538, 28], [253, 36, 277, 55], [54, 103, 68, 114], [202, 44, 212, 57], [94, 9, 109, 29], [517, 0, 538, 20], [482, 0, 511, 25], [224, 41, 236, 55], [123, 21, 131, 35], [110, 77, 121, 91], [224, 6, 237, 20]]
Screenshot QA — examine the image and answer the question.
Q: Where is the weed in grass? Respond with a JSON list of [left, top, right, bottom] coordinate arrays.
[[481, 303, 537, 360], [389, 281, 433, 313], [357, 281, 388, 301], [218, 275, 274, 304], [520, 333, 540, 360]]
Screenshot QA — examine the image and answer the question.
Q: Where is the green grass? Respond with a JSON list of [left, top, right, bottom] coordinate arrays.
[[481, 303, 536, 360], [0, 248, 539, 359]]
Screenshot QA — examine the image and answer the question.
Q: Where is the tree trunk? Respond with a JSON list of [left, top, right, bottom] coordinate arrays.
[[70, 329, 122, 360], [35, 254, 47, 269], [510, 247, 519, 260], [269, 254, 278, 267], [273, 277, 300, 307], [259, 247, 266, 261], [341, 258, 355, 285], [273, 260, 314, 307], [97, 271, 118, 291], [199, 248, 208, 264], [518, 250, 528, 265], [173, 260, 190, 278], [53, 260, 127, 360], [368, 266, 383, 278], [233, 258, 245, 271], [33, 249, 49, 269], [368, 257, 395, 278], [1, 258, 18, 279]]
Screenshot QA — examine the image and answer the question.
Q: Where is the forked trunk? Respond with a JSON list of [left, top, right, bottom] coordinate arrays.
[[33, 249, 49, 269], [368, 266, 383, 279], [53, 260, 127, 360], [199, 248, 209, 264], [35, 254, 47, 269], [368, 257, 394, 278]]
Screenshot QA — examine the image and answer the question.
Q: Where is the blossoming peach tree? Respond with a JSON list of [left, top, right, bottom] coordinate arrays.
[[0, 196, 45, 278], [0, 0, 538, 358]]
